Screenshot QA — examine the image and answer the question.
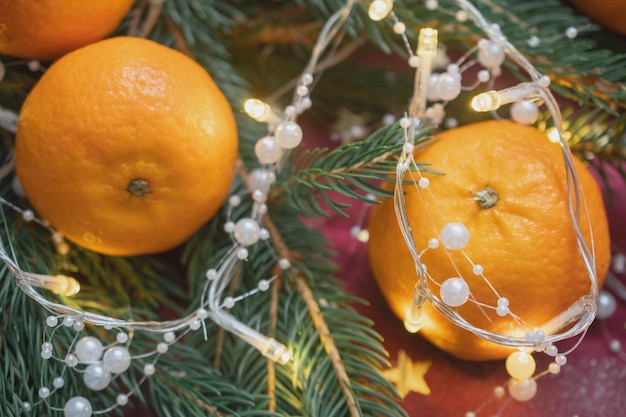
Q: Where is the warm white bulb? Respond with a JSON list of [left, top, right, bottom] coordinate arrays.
[[471, 91, 501, 112], [244, 98, 272, 122], [368, 0, 393, 21]]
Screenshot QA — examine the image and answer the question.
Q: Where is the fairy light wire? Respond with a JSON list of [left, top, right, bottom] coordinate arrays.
[[393, 0, 599, 349]]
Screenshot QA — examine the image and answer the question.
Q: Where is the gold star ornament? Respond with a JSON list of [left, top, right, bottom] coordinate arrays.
[[382, 349, 432, 398]]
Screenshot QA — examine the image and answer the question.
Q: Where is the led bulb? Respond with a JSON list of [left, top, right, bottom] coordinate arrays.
[[244, 98, 272, 122], [417, 28, 438, 56], [471, 91, 500, 112], [368, 0, 393, 21]]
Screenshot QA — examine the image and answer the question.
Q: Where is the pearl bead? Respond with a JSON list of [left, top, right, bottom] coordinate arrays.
[[259, 228, 270, 240], [197, 308, 209, 320], [53, 376, 65, 388], [302, 73, 314, 85], [252, 189, 264, 202], [436, 73, 462, 101], [63, 316, 75, 327], [440, 277, 470, 307], [255, 136, 283, 164], [440, 222, 469, 250], [609, 339, 622, 353], [228, 195, 241, 207], [408, 55, 420, 68], [548, 363, 560, 374], [224, 297, 235, 308], [596, 290, 617, 320], [116, 332, 129, 344], [477, 41, 505, 69], [477, 69, 490, 83], [545, 344, 558, 356], [23, 402, 32, 411], [527, 36, 540, 47], [75, 336, 104, 363], [418, 177, 430, 188], [38, 387, 50, 399], [403, 142, 414, 154], [234, 218, 261, 247], [506, 351, 536, 380], [84, 363, 112, 391], [245, 169, 275, 192], [393, 22, 406, 34], [46, 316, 59, 327], [64, 396, 92, 417], [189, 319, 201, 330], [72, 320, 84, 331], [237, 247, 249, 260], [428, 238, 439, 249], [555, 354, 567, 366], [510, 101, 539, 125], [22, 210, 34, 222], [164, 331, 176, 343], [496, 305, 509, 317], [278, 258, 291, 270], [117, 394, 129, 406], [425, 0, 438, 10], [613, 253, 626, 273], [455, 10, 468, 22], [472, 264, 483, 275], [206, 269, 218, 280], [42, 342, 53, 351], [493, 385, 505, 398], [275, 121, 303, 149], [157, 342, 168, 354], [427, 74, 440, 101], [296, 85, 308, 97], [224, 221, 235, 233], [65, 354, 79, 368], [508, 378, 537, 402], [41, 349, 53, 360], [103, 346, 131, 374], [565, 26, 578, 39], [258, 279, 270, 291], [497, 297, 509, 307], [144, 364, 156, 376], [399, 117, 412, 129]]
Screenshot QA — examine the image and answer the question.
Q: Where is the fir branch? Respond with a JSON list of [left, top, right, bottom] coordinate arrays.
[[274, 122, 430, 217]]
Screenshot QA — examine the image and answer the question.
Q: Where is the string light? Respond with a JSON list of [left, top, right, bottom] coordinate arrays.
[[368, 0, 393, 21], [244, 98, 273, 122], [19, 272, 81, 296]]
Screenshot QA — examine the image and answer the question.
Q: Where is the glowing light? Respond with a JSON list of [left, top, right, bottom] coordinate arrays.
[[244, 98, 272, 122], [22, 273, 81, 296], [368, 0, 393, 21], [471, 90, 500, 112], [547, 128, 561, 144], [417, 28, 438, 56]]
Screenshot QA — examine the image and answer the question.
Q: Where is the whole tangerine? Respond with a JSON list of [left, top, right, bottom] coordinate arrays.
[[368, 120, 610, 360], [15, 37, 239, 256], [570, 0, 626, 36], [0, 0, 134, 60]]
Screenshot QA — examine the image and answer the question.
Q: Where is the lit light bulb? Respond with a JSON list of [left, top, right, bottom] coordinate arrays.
[[21, 272, 81, 296], [244, 98, 272, 122], [471, 91, 500, 112], [417, 28, 438, 56], [368, 0, 393, 21]]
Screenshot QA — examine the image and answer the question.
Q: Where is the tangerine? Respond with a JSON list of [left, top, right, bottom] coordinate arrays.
[[15, 37, 239, 256], [368, 120, 610, 360], [0, 0, 133, 60], [570, 0, 626, 36]]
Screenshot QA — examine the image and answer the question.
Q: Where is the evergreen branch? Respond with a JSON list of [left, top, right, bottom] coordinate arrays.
[[296, 274, 360, 417], [274, 122, 429, 217], [267, 277, 281, 413]]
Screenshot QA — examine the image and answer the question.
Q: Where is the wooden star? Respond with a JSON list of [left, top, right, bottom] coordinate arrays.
[[382, 349, 432, 398]]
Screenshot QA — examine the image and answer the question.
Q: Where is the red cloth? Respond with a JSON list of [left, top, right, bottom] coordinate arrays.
[[319, 150, 626, 417]]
